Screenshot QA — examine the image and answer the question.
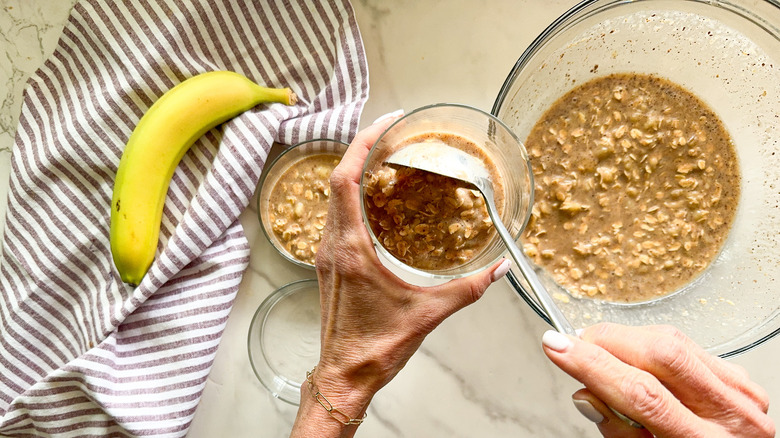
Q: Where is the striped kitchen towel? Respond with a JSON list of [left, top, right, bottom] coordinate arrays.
[[0, 0, 368, 436]]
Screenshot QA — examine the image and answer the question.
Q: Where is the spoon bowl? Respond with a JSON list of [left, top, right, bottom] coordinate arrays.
[[386, 141, 577, 335]]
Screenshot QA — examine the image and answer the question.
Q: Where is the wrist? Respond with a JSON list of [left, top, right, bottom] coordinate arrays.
[[307, 364, 376, 414], [291, 365, 375, 438]]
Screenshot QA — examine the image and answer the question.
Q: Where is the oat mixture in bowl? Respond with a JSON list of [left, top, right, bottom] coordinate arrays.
[[360, 104, 534, 279], [257, 139, 348, 268], [492, 0, 780, 357], [363, 131, 505, 271], [522, 73, 740, 303]]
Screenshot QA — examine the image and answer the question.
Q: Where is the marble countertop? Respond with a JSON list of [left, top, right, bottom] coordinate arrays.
[[1, 1, 778, 437]]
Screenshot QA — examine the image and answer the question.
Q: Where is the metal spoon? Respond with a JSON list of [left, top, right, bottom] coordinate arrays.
[[386, 141, 644, 428], [385, 141, 577, 335]]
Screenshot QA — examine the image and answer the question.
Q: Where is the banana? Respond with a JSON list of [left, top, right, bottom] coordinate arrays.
[[110, 71, 297, 286]]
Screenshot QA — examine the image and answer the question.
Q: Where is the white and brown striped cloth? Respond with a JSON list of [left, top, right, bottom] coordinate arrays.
[[0, 0, 368, 436]]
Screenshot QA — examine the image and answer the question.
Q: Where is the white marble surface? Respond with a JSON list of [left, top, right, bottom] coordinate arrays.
[[1, 1, 778, 437]]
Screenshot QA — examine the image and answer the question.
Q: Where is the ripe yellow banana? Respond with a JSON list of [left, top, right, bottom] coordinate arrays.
[[110, 71, 297, 286]]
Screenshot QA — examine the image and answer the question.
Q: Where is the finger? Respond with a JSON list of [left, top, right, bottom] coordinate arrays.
[[717, 358, 751, 380], [372, 109, 406, 125], [542, 330, 706, 438], [643, 325, 747, 380], [330, 110, 404, 190], [572, 389, 653, 438], [581, 323, 768, 415], [423, 258, 511, 322], [642, 325, 770, 412], [321, 111, 405, 247]]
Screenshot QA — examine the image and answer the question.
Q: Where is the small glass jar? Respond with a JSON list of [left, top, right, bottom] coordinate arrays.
[[257, 139, 349, 269], [360, 103, 534, 279]]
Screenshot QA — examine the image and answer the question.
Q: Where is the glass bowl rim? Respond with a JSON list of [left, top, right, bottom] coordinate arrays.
[[359, 102, 535, 280], [489, 0, 780, 358], [491, 0, 780, 116], [246, 278, 320, 405], [256, 138, 350, 270]]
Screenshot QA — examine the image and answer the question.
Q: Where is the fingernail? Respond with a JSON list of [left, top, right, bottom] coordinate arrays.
[[573, 398, 605, 423], [491, 258, 511, 282], [542, 330, 572, 352], [575, 328, 584, 338], [372, 109, 404, 124]]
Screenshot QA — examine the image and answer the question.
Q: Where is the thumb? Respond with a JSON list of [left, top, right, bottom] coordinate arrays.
[[426, 258, 511, 319], [572, 389, 651, 438], [331, 109, 404, 189]]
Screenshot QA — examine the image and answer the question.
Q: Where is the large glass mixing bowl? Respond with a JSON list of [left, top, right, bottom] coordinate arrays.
[[493, 0, 780, 357]]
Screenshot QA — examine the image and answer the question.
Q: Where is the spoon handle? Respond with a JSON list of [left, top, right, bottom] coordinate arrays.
[[483, 191, 577, 335]]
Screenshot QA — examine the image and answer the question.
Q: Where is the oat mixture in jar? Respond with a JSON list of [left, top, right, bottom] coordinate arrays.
[[523, 73, 740, 303], [363, 132, 505, 271], [267, 153, 341, 265]]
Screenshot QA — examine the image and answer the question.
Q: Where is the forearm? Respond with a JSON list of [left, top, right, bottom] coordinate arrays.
[[289, 366, 376, 438], [290, 112, 506, 437]]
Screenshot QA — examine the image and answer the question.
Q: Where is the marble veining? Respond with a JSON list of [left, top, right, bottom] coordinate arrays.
[[0, 0, 79, 239]]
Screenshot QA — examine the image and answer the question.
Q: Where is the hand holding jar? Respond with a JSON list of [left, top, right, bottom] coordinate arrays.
[[289, 112, 511, 437]]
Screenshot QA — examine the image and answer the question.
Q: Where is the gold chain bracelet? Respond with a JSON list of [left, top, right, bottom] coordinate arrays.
[[305, 367, 367, 426]]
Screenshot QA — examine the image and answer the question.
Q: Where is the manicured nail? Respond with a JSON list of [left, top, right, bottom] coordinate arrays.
[[542, 330, 572, 352], [372, 109, 404, 124], [573, 398, 605, 423], [491, 258, 511, 282]]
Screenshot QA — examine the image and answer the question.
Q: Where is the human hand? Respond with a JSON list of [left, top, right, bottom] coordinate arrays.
[[290, 112, 511, 437], [542, 323, 774, 438]]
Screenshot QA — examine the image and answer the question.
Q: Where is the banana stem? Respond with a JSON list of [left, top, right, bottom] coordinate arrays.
[[259, 87, 298, 106]]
